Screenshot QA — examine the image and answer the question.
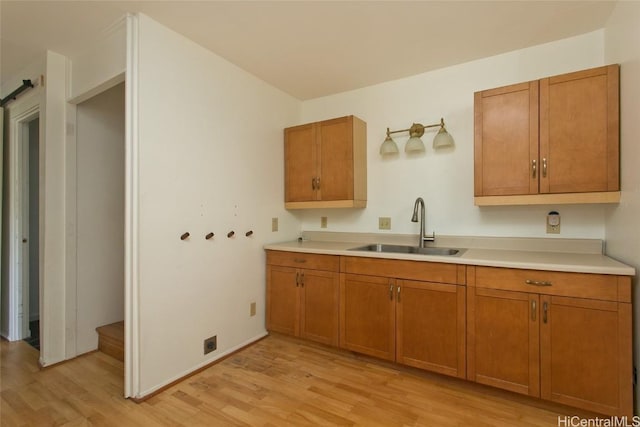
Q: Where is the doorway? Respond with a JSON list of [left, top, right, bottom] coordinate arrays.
[[1, 96, 41, 344], [23, 117, 40, 349], [74, 82, 125, 355]]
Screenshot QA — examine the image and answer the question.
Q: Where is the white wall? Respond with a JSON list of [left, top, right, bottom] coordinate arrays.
[[132, 14, 300, 396], [69, 17, 126, 103], [603, 0, 640, 412], [40, 51, 68, 365], [75, 82, 125, 354], [297, 31, 608, 240]]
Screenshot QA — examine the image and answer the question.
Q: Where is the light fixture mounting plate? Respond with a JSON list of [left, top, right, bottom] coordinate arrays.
[[409, 123, 425, 137]]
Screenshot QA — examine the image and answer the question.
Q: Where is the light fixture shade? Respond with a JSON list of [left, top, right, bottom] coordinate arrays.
[[432, 128, 454, 149], [405, 136, 425, 153], [380, 135, 399, 154]]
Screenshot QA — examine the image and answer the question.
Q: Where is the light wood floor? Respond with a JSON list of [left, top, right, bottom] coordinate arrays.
[[1, 333, 596, 426]]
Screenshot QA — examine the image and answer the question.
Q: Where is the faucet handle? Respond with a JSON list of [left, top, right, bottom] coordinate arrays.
[[422, 231, 436, 242]]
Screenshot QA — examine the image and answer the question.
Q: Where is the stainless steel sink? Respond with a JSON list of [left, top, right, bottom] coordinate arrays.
[[348, 244, 466, 257]]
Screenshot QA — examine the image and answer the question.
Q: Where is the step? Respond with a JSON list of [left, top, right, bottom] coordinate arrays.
[[96, 321, 124, 361]]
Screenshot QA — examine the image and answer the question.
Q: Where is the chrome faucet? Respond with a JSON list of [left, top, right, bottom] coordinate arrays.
[[411, 197, 435, 248]]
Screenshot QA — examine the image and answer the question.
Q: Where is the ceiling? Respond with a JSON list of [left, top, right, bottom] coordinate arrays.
[[1, 1, 617, 100]]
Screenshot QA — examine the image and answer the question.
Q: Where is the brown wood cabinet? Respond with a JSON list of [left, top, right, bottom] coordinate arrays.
[[284, 115, 367, 209], [467, 266, 632, 417], [340, 257, 466, 378], [474, 64, 620, 206], [266, 251, 340, 346]]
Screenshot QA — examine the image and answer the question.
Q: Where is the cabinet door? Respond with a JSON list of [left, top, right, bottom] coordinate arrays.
[[340, 274, 395, 361], [266, 266, 299, 336], [396, 280, 466, 378], [300, 270, 339, 346], [539, 65, 619, 194], [318, 116, 353, 201], [540, 296, 632, 417], [285, 123, 317, 202], [474, 81, 539, 196], [467, 287, 540, 397]]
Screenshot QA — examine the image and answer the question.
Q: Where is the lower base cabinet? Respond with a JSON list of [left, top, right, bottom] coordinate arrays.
[[340, 257, 466, 379], [265, 251, 633, 417], [266, 251, 340, 346], [467, 266, 633, 418]]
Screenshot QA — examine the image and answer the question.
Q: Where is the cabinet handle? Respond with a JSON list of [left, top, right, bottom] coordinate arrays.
[[295, 272, 300, 287], [300, 272, 304, 287], [531, 300, 536, 321], [389, 284, 394, 301], [543, 302, 548, 324], [532, 159, 537, 178], [397, 286, 401, 303], [293, 258, 307, 264], [542, 158, 548, 177], [316, 177, 320, 189], [525, 279, 552, 287], [311, 178, 316, 190]]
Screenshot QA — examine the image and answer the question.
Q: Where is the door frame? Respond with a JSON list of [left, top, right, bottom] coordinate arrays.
[[3, 90, 42, 341]]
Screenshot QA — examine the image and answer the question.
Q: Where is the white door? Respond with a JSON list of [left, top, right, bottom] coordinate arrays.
[[0, 107, 4, 335]]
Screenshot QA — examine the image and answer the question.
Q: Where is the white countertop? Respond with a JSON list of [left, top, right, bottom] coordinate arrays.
[[264, 239, 635, 276]]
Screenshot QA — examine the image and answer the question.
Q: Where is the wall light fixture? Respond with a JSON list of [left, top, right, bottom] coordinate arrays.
[[380, 117, 454, 155]]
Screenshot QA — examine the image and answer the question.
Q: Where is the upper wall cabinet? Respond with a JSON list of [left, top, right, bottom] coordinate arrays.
[[474, 65, 620, 206], [285, 115, 367, 209]]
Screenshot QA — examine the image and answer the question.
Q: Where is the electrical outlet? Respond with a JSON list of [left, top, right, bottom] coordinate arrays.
[[321, 216, 328, 228], [271, 217, 278, 232], [204, 335, 217, 354], [546, 211, 561, 234], [250, 302, 256, 317], [378, 217, 391, 230]]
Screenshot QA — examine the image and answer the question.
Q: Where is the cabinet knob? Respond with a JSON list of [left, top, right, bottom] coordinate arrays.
[[532, 159, 537, 178], [180, 232, 190, 240], [205, 232, 214, 240], [542, 158, 548, 177]]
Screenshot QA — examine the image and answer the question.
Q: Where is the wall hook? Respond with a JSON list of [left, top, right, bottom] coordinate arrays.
[[180, 232, 190, 240], [245, 230, 254, 237], [205, 232, 214, 240], [227, 231, 235, 238]]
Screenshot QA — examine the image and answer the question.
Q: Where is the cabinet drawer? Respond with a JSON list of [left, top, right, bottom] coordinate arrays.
[[266, 250, 339, 272], [470, 266, 629, 302], [342, 256, 464, 284]]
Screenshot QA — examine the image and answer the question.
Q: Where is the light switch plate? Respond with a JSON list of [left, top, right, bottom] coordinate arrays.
[[271, 217, 278, 232], [379, 217, 391, 230]]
